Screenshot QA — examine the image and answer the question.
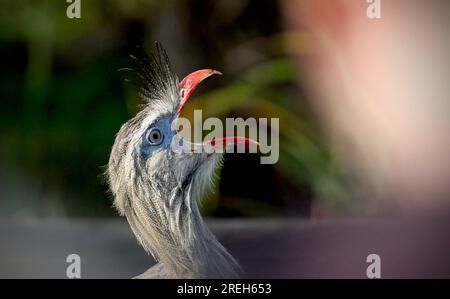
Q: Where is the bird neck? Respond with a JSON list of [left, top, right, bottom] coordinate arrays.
[[169, 205, 240, 278], [127, 181, 240, 278]]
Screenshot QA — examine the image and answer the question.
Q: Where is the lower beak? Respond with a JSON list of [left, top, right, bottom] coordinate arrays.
[[173, 136, 259, 154], [204, 137, 259, 152]]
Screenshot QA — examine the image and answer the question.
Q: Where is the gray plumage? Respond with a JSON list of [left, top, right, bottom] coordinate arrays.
[[106, 44, 241, 279]]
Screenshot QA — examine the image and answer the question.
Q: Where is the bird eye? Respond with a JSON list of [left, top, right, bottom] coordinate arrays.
[[147, 127, 163, 145]]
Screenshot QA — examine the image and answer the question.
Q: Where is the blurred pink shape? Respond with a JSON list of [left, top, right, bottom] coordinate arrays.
[[282, 0, 450, 212]]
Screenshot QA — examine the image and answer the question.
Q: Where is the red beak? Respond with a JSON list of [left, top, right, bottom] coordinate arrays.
[[177, 69, 259, 151], [205, 137, 259, 151], [177, 69, 222, 115]]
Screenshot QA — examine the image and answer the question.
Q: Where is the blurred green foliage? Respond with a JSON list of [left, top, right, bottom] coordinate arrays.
[[0, 0, 352, 217]]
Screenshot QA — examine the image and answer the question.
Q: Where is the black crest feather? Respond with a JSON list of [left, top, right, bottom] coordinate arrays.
[[119, 42, 179, 107]]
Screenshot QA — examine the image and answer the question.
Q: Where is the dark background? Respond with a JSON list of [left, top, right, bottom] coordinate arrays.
[[0, 0, 351, 218], [1, 0, 450, 278]]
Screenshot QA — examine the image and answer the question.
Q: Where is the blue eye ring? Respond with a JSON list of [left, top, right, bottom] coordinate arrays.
[[147, 127, 164, 146]]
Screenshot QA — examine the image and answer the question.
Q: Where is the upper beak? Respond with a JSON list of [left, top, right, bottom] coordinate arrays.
[[177, 69, 222, 115], [176, 69, 259, 152]]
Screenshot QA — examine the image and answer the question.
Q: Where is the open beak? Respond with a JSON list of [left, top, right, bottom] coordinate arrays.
[[177, 69, 259, 152]]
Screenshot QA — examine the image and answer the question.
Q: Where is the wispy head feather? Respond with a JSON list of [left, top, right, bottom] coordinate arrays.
[[119, 42, 180, 111]]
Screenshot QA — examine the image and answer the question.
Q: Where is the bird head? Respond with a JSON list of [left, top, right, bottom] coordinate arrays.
[[106, 43, 254, 277], [108, 43, 255, 214]]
